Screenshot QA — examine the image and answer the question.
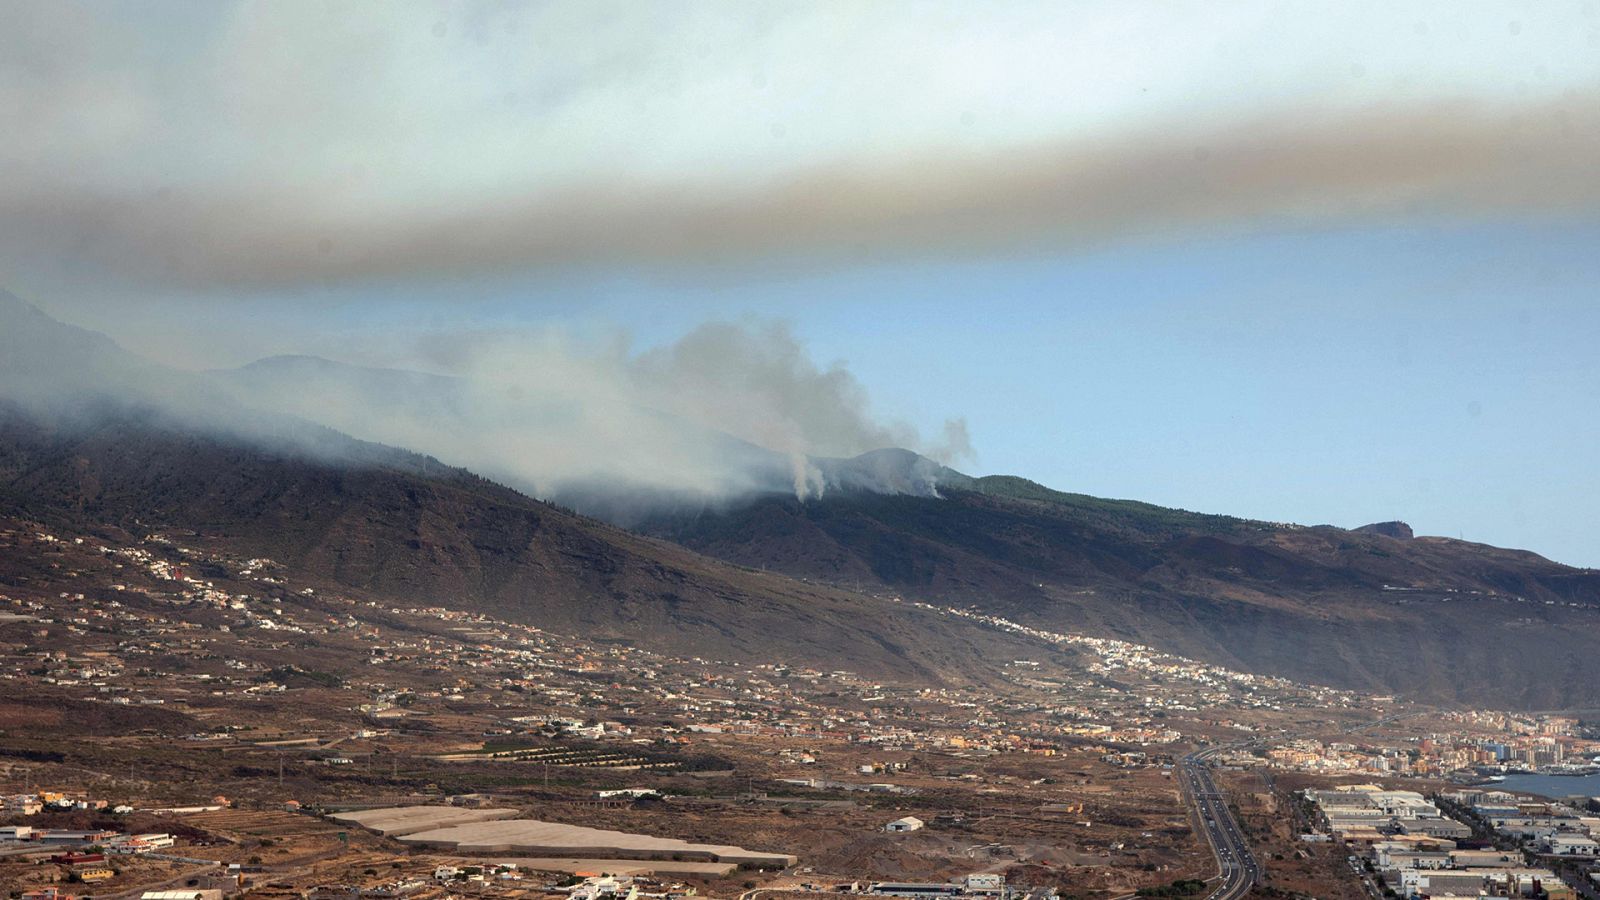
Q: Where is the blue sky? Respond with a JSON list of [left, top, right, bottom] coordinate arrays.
[[3, 1, 1598, 564], [464, 219, 1599, 564]]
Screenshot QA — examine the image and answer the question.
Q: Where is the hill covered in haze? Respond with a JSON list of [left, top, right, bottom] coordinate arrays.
[[0, 289, 1060, 683], [213, 352, 958, 526], [0, 399, 1052, 684], [4, 288, 1598, 709]]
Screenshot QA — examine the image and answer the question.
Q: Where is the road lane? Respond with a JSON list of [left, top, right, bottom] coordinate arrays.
[[1181, 748, 1259, 900]]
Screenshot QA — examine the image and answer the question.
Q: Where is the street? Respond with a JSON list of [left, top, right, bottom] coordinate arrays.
[[1180, 748, 1260, 900]]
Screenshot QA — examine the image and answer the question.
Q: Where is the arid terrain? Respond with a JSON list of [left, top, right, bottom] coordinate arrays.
[[1, 514, 1437, 900]]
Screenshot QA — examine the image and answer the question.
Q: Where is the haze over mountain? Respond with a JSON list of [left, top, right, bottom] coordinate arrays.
[[4, 291, 1597, 709], [0, 289, 1047, 683], [215, 351, 957, 522]]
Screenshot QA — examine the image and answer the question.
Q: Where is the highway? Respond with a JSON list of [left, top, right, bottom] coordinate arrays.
[[1181, 748, 1259, 900], [1169, 711, 1416, 900]]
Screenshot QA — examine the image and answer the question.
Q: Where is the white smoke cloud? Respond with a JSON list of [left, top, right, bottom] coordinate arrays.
[[214, 318, 973, 510]]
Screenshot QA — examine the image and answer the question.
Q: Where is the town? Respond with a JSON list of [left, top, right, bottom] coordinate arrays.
[[1297, 784, 1600, 899], [3, 520, 1598, 900]]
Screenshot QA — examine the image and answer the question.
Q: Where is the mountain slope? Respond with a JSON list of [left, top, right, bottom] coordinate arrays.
[[7, 289, 1598, 708], [636, 474, 1600, 709], [0, 291, 1055, 683], [0, 399, 1056, 682]]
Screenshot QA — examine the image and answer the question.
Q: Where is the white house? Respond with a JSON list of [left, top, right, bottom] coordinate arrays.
[[884, 816, 924, 833], [1545, 834, 1600, 856]]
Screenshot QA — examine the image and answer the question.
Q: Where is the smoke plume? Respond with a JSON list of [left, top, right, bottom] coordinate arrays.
[[6, 96, 1600, 290], [3, 3, 1598, 290], [0, 287, 974, 514], [213, 318, 974, 510]]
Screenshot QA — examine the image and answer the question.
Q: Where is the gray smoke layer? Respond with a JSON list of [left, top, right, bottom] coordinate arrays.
[[4, 96, 1599, 289], [214, 319, 975, 506], [0, 287, 975, 511], [4, 2, 1597, 292]]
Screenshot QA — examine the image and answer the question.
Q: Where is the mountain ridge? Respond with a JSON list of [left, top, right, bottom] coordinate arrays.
[[0, 291, 1057, 684], [633, 475, 1600, 708], [3, 291, 1598, 708]]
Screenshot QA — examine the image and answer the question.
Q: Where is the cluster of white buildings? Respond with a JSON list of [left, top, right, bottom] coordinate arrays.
[[1373, 848, 1574, 900], [1300, 785, 1600, 898], [3, 790, 138, 816], [0, 825, 174, 853], [864, 873, 1017, 899], [548, 874, 699, 900], [432, 863, 522, 884], [1444, 789, 1600, 857], [1304, 785, 1472, 843]]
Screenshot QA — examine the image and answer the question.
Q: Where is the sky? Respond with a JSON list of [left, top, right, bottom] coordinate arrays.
[[2, 1, 1599, 564]]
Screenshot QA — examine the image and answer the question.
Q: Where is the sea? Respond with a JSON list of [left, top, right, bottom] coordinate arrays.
[[1490, 772, 1600, 800]]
